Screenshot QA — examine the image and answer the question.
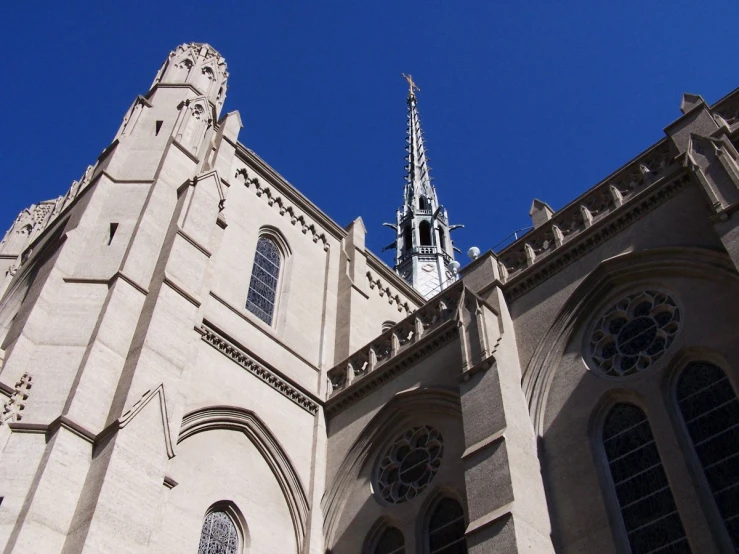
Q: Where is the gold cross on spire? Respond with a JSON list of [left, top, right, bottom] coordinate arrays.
[[402, 73, 420, 98]]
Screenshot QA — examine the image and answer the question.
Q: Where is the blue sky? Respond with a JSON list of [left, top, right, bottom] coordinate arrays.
[[2, 1, 738, 266]]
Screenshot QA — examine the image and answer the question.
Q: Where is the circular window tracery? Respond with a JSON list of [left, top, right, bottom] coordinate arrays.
[[375, 426, 443, 504], [588, 290, 680, 377]]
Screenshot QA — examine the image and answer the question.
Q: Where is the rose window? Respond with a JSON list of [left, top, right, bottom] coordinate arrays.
[[376, 426, 443, 504], [588, 290, 680, 377]]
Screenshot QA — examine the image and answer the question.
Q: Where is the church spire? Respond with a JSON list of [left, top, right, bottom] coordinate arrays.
[[385, 76, 462, 299], [402, 74, 438, 213]]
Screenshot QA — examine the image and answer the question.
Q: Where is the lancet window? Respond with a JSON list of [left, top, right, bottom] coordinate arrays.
[[602, 403, 689, 553], [198, 510, 240, 554], [419, 221, 432, 247], [246, 236, 282, 325], [374, 526, 405, 554], [676, 361, 739, 549], [426, 498, 467, 554]]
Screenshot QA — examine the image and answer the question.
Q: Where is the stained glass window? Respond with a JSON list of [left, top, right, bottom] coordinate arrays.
[[374, 526, 405, 554], [246, 236, 281, 325], [589, 291, 680, 377], [427, 498, 467, 554], [677, 361, 739, 549], [198, 510, 239, 554], [603, 403, 690, 553], [375, 426, 444, 504]]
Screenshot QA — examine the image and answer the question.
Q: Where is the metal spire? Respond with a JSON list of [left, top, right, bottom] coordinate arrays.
[[403, 75, 437, 213], [383, 75, 462, 298]]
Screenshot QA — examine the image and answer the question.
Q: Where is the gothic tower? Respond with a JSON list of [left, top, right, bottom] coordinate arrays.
[[388, 76, 461, 299]]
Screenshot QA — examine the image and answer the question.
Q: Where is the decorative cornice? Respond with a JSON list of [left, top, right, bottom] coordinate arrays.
[[234, 144, 346, 241], [366, 251, 425, 307], [199, 324, 320, 415], [502, 173, 691, 301], [235, 166, 330, 251], [365, 270, 413, 314]]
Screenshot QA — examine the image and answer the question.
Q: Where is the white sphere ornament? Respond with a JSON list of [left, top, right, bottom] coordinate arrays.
[[467, 246, 480, 260], [449, 260, 461, 274]]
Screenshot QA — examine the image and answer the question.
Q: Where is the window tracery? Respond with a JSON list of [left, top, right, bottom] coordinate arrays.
[[676, 361, 739, 548], [602, 403, 689, 553], [246, 236, 282, 325], [198, 510, 240, 554], [375, 426, 443, 504], [588, 290, 680, 377], [426, 498, 467, 554]]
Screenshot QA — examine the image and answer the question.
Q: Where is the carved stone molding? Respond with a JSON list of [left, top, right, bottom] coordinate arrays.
[[0, 373, 32, 425], [366, 270, 412, 313], [199, 325, 319, 415], [235, 167, 330, 251], [179, 406, 308, 553]]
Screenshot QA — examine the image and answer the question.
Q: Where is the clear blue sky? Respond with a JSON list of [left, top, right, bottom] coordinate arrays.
[[2, 1, 738, 267]]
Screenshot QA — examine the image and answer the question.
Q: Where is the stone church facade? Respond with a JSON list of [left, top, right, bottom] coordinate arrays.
[[0, 43, 738, 553]]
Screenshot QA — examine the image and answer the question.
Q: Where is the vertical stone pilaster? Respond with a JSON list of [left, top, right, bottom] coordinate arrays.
[[457, 287, 554, 553]]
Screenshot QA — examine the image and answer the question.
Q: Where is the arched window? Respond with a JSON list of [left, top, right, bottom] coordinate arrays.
[[426, 498, 467, 554], [676, 361, 739, 549], [419, 221, 432, 247], [403, 225, 413, 252], [438, 228, 446, 253], [419, 197, 428, 210], [602, 403, 689, 553], [198, 510, 240, 554], [246, 236, 281, 325], [374, 526, 405, 554]]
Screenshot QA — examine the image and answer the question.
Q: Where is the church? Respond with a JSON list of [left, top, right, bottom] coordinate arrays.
[[0, 42, 738, 554]]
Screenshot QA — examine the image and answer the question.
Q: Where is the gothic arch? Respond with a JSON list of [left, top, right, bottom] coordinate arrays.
[[662, 348, 739, 550], [322, 387, 462, 547], [362, 516, 406, 554], [587, 389, 669, 553], [415, 486, 467, 552], [257, 225, 292, 257], [523, 246, 739, 437], [178, 406, 308, 553], [200, 500, 250, 553]]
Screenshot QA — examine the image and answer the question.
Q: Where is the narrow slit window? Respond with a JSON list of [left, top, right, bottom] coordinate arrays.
[[419, 221, 432, 246], [245, 236, 281, 325], [677, 361, 739, 549], [602, 403, 690, 553], [403, 225, 412, 252], [107, 223, 119, 245], [155, 120, 163, 135]]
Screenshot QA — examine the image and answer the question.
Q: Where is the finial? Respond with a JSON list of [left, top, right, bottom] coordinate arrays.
[[402, 73, 420, 99]]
